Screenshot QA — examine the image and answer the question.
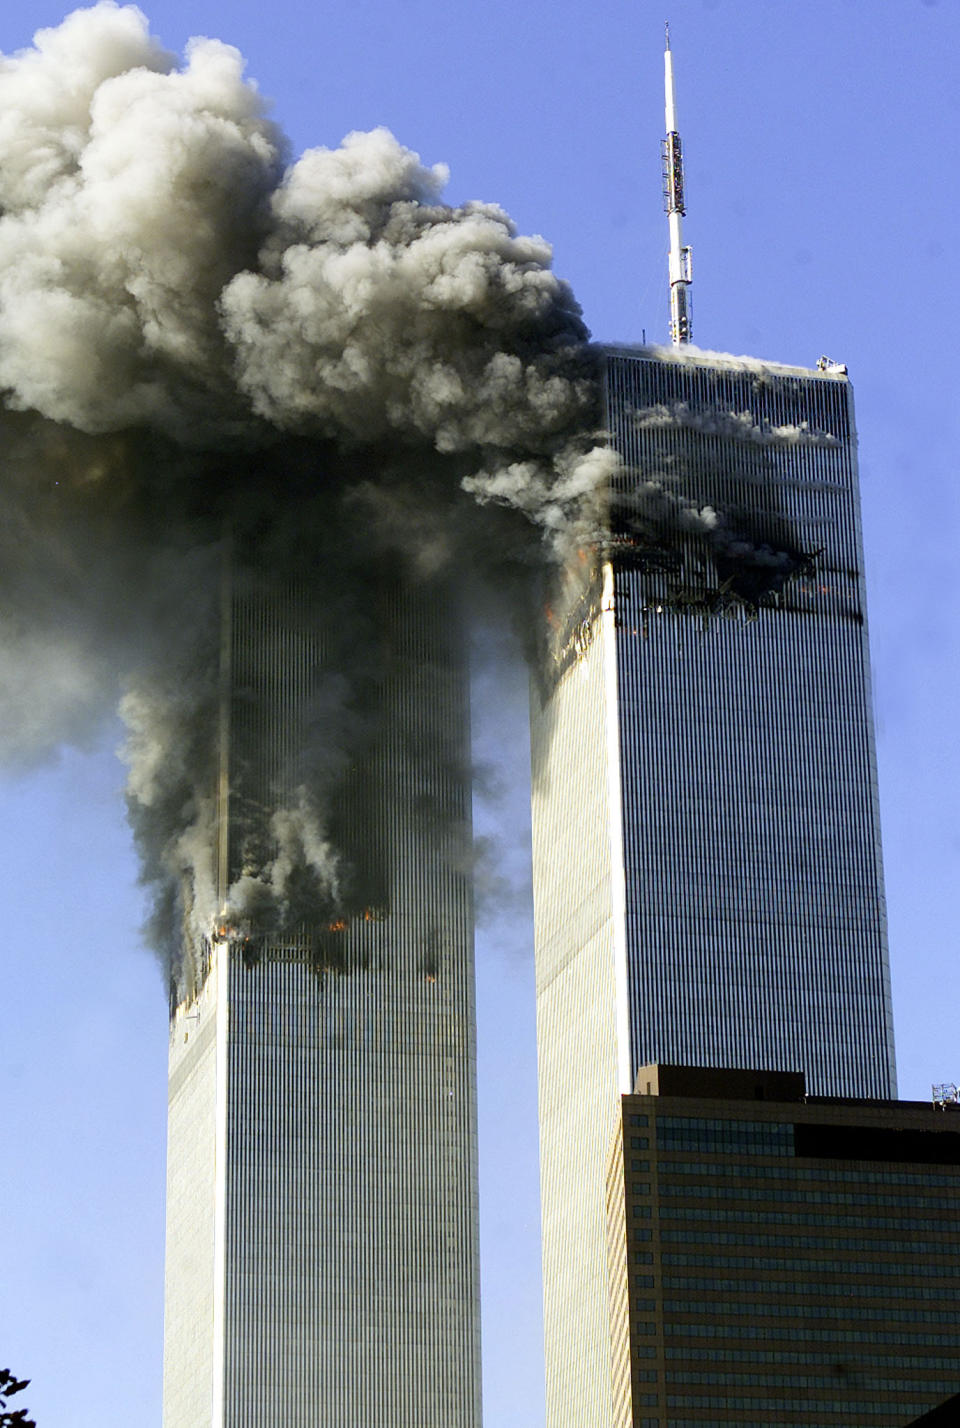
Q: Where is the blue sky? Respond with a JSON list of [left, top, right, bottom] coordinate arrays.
[[1, 2, 958, 1425]]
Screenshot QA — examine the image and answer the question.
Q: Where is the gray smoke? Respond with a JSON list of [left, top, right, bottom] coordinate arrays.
[[632, 400, 838, 449], [0, 3, 611, 993], [0, 8, 812, 995], [613, 390, 825, 590]]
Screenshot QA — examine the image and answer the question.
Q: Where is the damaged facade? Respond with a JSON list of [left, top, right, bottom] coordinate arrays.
[[530, 345, 896, 1428], [162, 566, 482, 1428]]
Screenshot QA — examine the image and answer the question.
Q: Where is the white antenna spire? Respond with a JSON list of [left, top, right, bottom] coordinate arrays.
[[662, 21, 692, 344]]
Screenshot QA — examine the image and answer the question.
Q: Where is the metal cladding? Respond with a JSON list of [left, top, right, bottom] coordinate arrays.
[[162, 574, 481, 1428], [606, 351, 895, 1096], [529, 347, 896, 1428], [661, 132, 685, 216]]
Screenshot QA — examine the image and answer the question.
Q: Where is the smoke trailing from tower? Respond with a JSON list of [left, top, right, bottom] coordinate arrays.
[[0, 5, 817, 995], [0, 2, 615, 993]]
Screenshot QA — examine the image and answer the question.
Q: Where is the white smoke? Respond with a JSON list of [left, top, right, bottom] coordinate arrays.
[[633, 401, 837, 448], [462, 444, 619, 545], [0, 3, 597, 462], [640, 341, 839, 382], [0, 6, 283, 436], [0, 4, 609, 994], [220, 128, 596, 460], [0, 8, 818, 994]]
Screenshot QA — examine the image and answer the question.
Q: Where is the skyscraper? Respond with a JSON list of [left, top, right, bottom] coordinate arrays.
[[162, 558, 481, 1428], [529, 33, 895, 1428]]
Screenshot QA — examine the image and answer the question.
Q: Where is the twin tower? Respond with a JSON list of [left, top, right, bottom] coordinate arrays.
[[160, 35, 894, 1428], [161, 343, 893, 1428]]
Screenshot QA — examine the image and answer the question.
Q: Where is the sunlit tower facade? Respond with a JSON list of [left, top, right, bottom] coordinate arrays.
[[528, 31, 895, 1428], [161, 558, 481, 1428]]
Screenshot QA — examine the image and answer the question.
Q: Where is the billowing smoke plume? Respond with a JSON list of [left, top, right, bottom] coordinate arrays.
[[0, 2, 613, 994], [0, 6, 812, 996]]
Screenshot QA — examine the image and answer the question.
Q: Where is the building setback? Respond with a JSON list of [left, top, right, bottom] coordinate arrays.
[[607, 1065, 960, 1427], [162, 566, 481, 1428]]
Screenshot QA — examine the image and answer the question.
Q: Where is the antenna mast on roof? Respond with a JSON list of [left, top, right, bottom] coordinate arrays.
[[662, 22, 692, 344]]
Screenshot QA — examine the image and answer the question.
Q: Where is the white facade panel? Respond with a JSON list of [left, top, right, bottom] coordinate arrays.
[[531, 614, 626, 1428], [163, 952, 223, 1428]]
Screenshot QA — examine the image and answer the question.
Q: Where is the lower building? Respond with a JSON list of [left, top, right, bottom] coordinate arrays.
[[606, 1065, 960, 1427]]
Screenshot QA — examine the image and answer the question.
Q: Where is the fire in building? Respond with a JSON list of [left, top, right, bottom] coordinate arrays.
[[0, 8, 933, 1427], [162, 548, 482, 1427], [529, 28, 896, 1428], [0, 7, 603, 1426]]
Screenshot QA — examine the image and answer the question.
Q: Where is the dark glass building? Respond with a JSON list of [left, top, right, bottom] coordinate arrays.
[[607, 1065, 960, 1427], [604, 350, 894, 1095], [530, 348, 896, 1425]]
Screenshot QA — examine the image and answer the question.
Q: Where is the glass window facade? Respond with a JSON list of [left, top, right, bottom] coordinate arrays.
[[608, 1084, 960, 1427], [605, 352, 895, 1100], [163, 576, 481, 1428], [531, 349, 898, 1428]]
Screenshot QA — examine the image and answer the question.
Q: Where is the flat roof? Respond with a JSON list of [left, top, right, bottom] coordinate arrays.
[[602, 342, 849, 383]]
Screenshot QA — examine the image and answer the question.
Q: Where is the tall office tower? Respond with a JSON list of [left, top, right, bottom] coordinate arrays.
[[529, 33, 895, 1428], [161, 552, 481, 1428], [607, 1066, 960, 1427]]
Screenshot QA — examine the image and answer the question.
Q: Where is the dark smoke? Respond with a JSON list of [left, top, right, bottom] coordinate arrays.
[[0, 6, 811, 993], [611, 393, 827, 610], [0, 3, 612, 991]]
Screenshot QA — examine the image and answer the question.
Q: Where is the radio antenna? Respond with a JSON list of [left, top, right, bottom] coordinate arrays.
[[662, 23, 692, 344]]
